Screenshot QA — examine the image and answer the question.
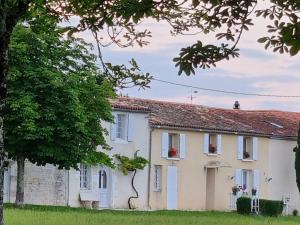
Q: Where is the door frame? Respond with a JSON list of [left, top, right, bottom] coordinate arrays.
[[98, 166, 111, 208]]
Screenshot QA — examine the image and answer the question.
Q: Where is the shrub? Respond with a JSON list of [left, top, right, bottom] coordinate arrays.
[[259, 199, 283, 217], [292, 209, 298, 216], [236, 197, 251, 215]]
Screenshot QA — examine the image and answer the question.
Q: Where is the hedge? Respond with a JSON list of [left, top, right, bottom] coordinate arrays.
[[259, 199, 284, 217], [236, 197, 251, 214]]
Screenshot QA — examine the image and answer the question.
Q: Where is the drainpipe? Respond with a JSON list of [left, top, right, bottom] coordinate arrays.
[[147, 128, 153, 209], [66, 170, 70, 206]]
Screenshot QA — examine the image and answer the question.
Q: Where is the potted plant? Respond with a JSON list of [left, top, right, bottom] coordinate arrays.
[[209, 144, 216, 153], [232, 185, 240, 195], [168, 147, 178, 157], [243, 152, 250, 159], [251, 188, 257, 196]]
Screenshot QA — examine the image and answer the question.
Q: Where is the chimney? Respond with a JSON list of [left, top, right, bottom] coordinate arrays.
[[233, 101, 240, 110]]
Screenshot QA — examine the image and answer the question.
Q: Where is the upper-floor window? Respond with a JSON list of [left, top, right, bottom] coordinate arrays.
[[80, 164, 91, 189], [209, 134, 217, 154], [203, 133, 222, 155], [162, 132, 186, 159], [238, 136, 258, 161], [110, 113, 134, 142], [168, 133, 180, 158], [116, 114, 127, 139], [243, 137, 253, 159]]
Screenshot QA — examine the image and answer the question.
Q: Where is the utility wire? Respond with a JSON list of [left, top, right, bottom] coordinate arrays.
[[153, 78, 300, 98]]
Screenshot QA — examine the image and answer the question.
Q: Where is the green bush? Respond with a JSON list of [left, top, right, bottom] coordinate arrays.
[[236, 197, 251, 215], [259, 199, 284, 217]]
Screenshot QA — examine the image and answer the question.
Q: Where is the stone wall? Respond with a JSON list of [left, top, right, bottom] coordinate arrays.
[[9, 161, 67, 206]]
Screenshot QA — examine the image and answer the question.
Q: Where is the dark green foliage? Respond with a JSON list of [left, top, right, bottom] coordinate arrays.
[[259, 199, 284, 217], [294, 123, 300, 192], [292, 209, 298, 216], [114, 153, 148, 175], [4, 18, 115, 169], [236, 197, 251, 215]]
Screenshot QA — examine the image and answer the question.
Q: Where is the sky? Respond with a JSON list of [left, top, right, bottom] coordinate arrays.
[[78, 4, 300, 112]]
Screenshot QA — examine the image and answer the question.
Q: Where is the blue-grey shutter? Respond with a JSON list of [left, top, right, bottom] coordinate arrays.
[[110, 113, 117, 141], [127, 114, 134, 142], [253, 170, 260, 195], [179, 134, 186, 159], [237, 136, 243, 159], [252, 137, 258, 160], [203, 133, 209, 154], [162, 133, 169, 158], [217, 134, 222, 155], [235, 169, 242, 187]]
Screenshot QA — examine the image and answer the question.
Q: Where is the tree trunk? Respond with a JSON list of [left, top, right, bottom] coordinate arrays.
[[0, 2, 29, 224], [15, 156, 25, 208]]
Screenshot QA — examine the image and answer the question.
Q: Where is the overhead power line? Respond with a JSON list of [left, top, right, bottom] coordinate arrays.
[[153, 78, 300, 98]]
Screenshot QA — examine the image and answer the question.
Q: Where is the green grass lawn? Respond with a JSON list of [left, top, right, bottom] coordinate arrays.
[[4, 205, 300, 225]]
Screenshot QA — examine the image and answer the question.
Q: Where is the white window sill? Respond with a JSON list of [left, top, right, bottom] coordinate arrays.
[[113, 139, 128, 144], [206, 153, 219, 157], [166, 157, 181, 161], [153, 189, 161, 192], [242, 159, 254, 162]]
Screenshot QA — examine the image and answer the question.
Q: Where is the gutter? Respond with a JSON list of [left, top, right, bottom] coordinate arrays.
[[152, 125, 297, 140]]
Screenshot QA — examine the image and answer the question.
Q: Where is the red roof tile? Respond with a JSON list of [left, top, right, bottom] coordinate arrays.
[[113, 97, 300, 138]]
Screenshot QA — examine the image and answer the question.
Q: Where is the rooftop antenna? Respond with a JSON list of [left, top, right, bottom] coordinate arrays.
[[189, 88, 198, 104]]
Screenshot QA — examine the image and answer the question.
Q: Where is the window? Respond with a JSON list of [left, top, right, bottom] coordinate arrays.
[[243, 137, 253, 159], [153, 165, 162, 191], [99, 170, 107, 189], [116, 114, 127, 140], [241, 170, 253, 193], [168, 133, 180, 158], [80, 164, 91, 189], [208, 134, 217, 154]]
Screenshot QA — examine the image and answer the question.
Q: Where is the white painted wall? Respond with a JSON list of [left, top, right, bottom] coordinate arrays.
[[68, 110, 150, 209], [268, 139, 300, 213]]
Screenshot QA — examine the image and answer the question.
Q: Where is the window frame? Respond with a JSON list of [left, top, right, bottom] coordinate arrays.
[[116, 113, 127, 140], [80, 164, 91, 190], [153, 165, 162, 192], [167, 133, 180, 159], [242, 137, 253, 160]]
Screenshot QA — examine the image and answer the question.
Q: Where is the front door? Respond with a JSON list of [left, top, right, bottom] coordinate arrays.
[[206, 168, 216, 210], [167, 166, 177, 210], [99, 167, 110, 208]]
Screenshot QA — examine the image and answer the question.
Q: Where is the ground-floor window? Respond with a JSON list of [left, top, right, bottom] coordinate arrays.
[[153, 165, 162, 191], [80, 164, 91, 189]]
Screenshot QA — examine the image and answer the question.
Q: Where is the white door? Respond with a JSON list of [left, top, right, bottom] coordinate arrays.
[[167, 166, 177, 210], [99, 168, 110, 208], [3, 169, 9, 203]]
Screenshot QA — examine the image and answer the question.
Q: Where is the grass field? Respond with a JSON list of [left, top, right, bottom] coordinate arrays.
[[4, 205, 300, 225]]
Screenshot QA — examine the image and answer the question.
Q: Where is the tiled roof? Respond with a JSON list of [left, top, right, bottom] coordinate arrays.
[[112, 97, 300, 138]]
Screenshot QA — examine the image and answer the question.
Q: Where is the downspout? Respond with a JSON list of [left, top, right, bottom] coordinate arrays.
[[147, 128, 153, 209], [66, 170, 70, 206]]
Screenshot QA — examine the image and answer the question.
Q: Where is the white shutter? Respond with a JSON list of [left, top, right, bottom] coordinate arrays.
[[217, 134, 222, 155], [235, 169, 242, 187], [110, 113, 117, 141], [253, 170, 260, 195], [162, 133, 169, 158], [237, 136, 243, 160], [252, 137, 258, 160], [127, 114, 134, 142], [179, 134, 186, 159], [203, 133, 209, 154]]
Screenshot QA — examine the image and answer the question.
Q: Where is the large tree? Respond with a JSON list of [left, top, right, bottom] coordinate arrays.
[[5, 17, 115, 207], [0, 0, 300, 224]]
